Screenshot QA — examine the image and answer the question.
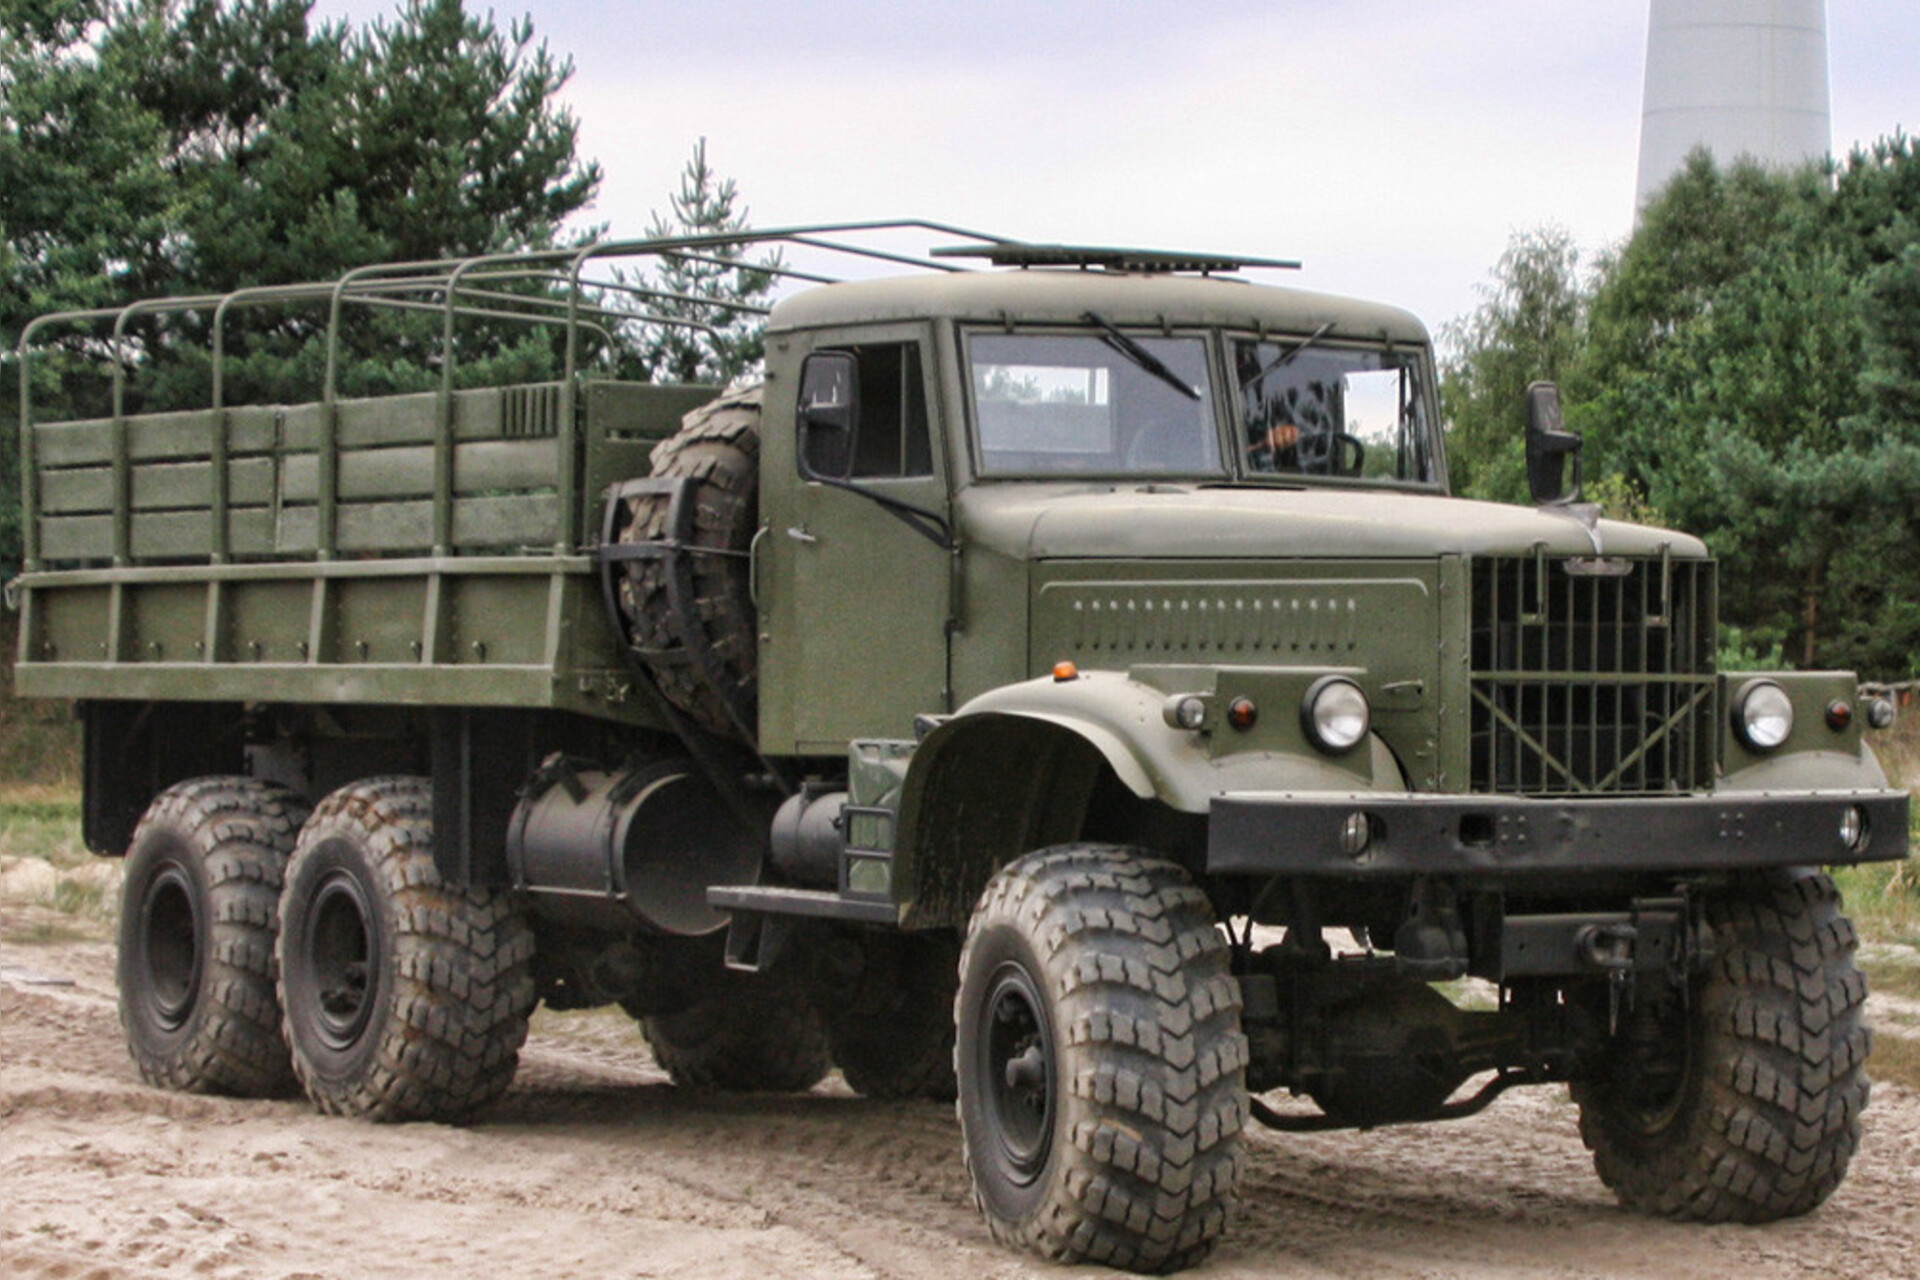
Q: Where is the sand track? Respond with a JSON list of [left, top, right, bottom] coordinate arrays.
[[5, 941, 1919, 1280]]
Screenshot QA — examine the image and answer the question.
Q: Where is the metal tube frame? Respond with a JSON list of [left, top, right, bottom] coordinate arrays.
[[15, 220, 1016, 572]]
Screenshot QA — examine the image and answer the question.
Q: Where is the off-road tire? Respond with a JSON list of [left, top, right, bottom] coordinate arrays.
[[277, 777, 535, 1122], [617, 386, 762, 740], [956, 845, 1247, 1273], [638, 964, 833, 1093], [827, 931, 961, 1102], [117, 777, 310, 1097], [1574, 868, 1870, 1222]]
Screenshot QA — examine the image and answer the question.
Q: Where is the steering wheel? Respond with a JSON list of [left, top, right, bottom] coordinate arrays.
[[1297, 429, 1366, 476]]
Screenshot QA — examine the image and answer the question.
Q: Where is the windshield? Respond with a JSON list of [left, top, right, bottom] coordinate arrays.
[[1233, 339, 1438, 484], [968, 332, 1224, 477]]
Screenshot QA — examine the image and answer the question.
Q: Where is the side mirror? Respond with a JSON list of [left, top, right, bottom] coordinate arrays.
[[1524, 381, 1583, 505], [798, 351, 858, 480]]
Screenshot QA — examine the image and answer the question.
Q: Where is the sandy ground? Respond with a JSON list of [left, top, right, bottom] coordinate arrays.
[[4, 940, 1920, 1280]]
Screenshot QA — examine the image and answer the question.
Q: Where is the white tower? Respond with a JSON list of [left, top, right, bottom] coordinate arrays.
[[1634, 0, 1832, 211]]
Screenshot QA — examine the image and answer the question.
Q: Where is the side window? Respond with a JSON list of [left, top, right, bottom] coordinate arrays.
[[799, 343, 933, 479]]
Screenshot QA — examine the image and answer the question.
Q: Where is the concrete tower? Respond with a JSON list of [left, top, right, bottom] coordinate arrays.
[[1634, 0, 1832, 211]]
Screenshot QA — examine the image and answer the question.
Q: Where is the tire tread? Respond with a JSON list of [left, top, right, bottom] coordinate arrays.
[[959, 844, 1245, 1273], [279, 777, 534, 1122], [119, 776, 308, 1097], [1576, 868, 1869, 1223]]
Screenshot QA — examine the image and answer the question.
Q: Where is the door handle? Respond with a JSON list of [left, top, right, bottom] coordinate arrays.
[[749, 525, 768, 606], [785, 526, 818, 544]]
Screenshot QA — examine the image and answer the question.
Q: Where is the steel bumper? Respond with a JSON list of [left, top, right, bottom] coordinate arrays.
[[1207, 788, 1911, 877]]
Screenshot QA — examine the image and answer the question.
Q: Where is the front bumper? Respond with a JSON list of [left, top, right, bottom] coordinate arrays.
[[1208, 788, 1911, 877]]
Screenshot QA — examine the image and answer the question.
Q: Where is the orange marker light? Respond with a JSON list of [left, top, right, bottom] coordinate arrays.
[[1227, 696, 1258, 730], [1053, 660, 1079, 682]]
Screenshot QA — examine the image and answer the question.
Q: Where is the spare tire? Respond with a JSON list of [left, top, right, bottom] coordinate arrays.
[[617, 386, 762, 740]]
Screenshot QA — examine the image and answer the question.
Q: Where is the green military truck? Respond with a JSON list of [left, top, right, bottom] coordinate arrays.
[[10, 223, 1910, 1271]]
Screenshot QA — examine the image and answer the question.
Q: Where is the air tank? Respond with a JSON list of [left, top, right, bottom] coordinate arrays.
[[1634, 0, 1831, 211]]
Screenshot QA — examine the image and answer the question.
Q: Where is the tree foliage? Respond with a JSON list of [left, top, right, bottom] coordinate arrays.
[[1448, 141, 1920, 678], [1440, 226, 1588, 503], [628, 139, 783, 386], [2, 0, 599, 327], [0, 0, 604, 568]]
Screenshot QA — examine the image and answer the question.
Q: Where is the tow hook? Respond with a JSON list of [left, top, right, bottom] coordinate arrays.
[[1577, 923, 1638, 1033], [1575, 923, 1637, 971]]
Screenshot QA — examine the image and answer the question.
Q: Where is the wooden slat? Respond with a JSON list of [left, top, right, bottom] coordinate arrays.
[[333, 391, 440, 447], [34, 410, 282, 468], [35, 381, 569, 471], [317, 384, 566, 449], [277, 494, 560, 554], [37, 468, 111, 514], [279, 439, 561, 503], [41, 459, 277, 515], [39, 508, 277, 562], [38, 514, 112, 561]]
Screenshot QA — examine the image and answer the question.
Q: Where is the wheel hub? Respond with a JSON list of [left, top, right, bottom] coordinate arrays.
[[140, 864, 201, 1029], [305, 871, 378, 1050], [982, 962, 1054, 1183]]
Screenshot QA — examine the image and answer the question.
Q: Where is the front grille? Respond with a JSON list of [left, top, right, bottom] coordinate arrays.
[[1470, 554, 1716, 796]]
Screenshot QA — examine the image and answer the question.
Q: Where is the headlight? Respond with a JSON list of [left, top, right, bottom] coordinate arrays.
[[1302, 676, 1370, 754], [1733, 679, 1795, 752]]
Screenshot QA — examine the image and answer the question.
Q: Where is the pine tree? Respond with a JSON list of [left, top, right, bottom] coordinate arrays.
[[632, 139, 782, 386], [0, 0, 604, 571]]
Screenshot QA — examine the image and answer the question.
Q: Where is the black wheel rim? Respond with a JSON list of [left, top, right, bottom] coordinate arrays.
[[980, 960, 1054, 1184], [303, 869, 378, 1051], [140, 862, 201, 1030], [1604, 990, 1696, 1136]]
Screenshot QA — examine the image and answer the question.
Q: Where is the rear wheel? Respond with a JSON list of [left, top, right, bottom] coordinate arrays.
[[277, 777, 535, 1121], [637, 963, 833, 1093], [956, 845, 1247, 1272], [118, 778, 309, 1096], [1574, 868, 1870, 1222], [826, 931, 960, 1102]]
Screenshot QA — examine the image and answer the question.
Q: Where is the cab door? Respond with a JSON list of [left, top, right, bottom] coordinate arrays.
[[760, 329, 954, 755]]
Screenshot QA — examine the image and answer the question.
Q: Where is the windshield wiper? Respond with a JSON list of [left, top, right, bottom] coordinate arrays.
[[1082, 311, 1200, 401], [1241, 320, 1335, 388]]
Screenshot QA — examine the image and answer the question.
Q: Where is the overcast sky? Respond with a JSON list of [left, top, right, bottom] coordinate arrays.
[[311, 1, 1917, 337]]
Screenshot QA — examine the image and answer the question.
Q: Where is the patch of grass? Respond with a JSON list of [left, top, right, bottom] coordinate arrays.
[[1835, 861, 1920, 950], [1863, 954, 1920, 1002], [0, 786, 86, 867], [1870, 1031, 1920, 1092], [0, 783, 113, 944], [1867, 710, 1920, 793]]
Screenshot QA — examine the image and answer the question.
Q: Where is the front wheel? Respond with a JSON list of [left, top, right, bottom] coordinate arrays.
[[277, 777, 535, 1122], [1574, 868, 1871, 1222], [956, 845, 1247, 1273]]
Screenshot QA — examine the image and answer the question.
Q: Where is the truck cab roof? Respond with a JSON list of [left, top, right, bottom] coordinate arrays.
[[767, 266, 1430, 344]]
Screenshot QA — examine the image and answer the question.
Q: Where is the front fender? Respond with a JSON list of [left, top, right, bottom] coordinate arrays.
[[891, 669, 1406, 927], [935, 669, 1405, 811]]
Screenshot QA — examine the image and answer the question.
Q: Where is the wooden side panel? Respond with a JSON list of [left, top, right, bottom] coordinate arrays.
[[275, 494, 561, 553]]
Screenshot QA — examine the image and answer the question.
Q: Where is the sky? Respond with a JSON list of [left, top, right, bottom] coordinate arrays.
[[310, 0, 1919, 339]]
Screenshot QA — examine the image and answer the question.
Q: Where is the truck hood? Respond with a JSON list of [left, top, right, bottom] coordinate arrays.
[[957, 483, 1708, 562]]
